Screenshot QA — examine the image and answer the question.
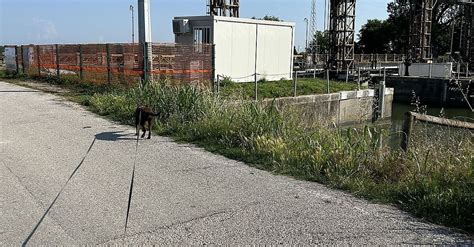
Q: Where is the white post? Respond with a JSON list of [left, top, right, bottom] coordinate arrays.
[[130, 5, 135, 44], [326, 69, 330, 94], [358, 67, 361, 90], [216, 74, 220, 95], [254, 24, 259, 101], [138, 0, 153, 81], [345, 67, 349, 83], [138, 0, 152, 44], [429, 63, 432, 78], [254, 73, 258, 101], [294, 72, 298, 97], [457, 62, 460, 80], [382, 68, 386, 118], [379, 78, 386, 120]]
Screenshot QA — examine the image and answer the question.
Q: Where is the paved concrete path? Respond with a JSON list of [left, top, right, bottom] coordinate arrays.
[[0, 81, 471, 245]]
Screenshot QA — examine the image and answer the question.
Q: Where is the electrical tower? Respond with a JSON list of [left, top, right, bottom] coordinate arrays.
[[207, 0, 240, 17], [328, 0, 356, 72], [469, 4, 474, 67], [408, 0, 433, 62], [310, 0, 318, 64], [458, 0, 474, 66]]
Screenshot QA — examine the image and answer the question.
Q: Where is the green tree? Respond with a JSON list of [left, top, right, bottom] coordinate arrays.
[[385, 0, 461, 57], [251, 15, 283, 22], [357, 19, 392, 54], [308, 31, 330, 54]]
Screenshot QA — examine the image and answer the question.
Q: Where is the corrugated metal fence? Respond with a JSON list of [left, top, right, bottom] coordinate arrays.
[[5, 43, 213, 86]]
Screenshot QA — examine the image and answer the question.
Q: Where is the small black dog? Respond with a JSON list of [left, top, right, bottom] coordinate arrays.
[[135, 106, 159, 139]]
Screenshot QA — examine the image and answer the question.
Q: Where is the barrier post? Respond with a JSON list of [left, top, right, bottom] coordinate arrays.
[[79, 45, 84, 80], [21, 45, 25, 74], [254, 73, 258, 101], [358, 67, 361, 90], [143, 43, 149, 83], [36, 45, 41, 76], [55, 44, 60, 78], [15, 46, 19, 74], [216, 74, 220, 95], [345, 67, 349, 83], [457, 62, 460, 80], [293, 71, 298, 97], [326, 69, 330, 94], [378, 77, 386, 119], [429, 63, 432, 78], [106, 44, 111, 84], [401, 112, 415, 151], [212, 44, 216, 89]]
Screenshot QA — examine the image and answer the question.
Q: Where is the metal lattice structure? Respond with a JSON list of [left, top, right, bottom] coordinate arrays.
[[409, 0, 433, 62], [207, 0, 240, 17], [329, 0, 356, 71], [459, 1, 474, 66], [310, 0, 318, 56], [470, 5, 474, 67]]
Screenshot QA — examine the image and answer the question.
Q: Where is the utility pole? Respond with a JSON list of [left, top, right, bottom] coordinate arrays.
[[130, 5, 135, 45], [304, 18, 309, 52], [138, 0, 153, 82], [324, 0, 328, 31]]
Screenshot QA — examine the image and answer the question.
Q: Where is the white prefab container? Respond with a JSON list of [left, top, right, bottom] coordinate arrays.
[[174, 16, 295, 82]]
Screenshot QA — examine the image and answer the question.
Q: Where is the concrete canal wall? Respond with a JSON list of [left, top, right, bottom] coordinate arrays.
[[264, 89, 394, 126]]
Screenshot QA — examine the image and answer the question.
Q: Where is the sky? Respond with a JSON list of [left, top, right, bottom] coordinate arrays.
[[0, 0, 390, 51]]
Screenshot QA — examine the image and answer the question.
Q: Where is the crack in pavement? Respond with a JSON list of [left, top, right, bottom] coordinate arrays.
[[99, 200, 264, 244], [2, 163, 78, 243]]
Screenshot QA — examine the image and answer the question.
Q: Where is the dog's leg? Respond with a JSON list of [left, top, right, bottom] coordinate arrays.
[[147, 121, 153, 139], [135, 109, 140, 136], [141, 125, 146, 138]]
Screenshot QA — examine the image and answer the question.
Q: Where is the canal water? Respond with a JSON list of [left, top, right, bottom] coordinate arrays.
[[390, 102, 474, 128], [383, 103, 473, 148]]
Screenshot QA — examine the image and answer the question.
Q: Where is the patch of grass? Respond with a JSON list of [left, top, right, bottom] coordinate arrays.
[[219, 77, 361, 99], [0, 69, 28, 80]]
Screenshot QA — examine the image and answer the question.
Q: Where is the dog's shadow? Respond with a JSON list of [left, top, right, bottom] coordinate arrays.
[[95, 131, 137, 142]]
